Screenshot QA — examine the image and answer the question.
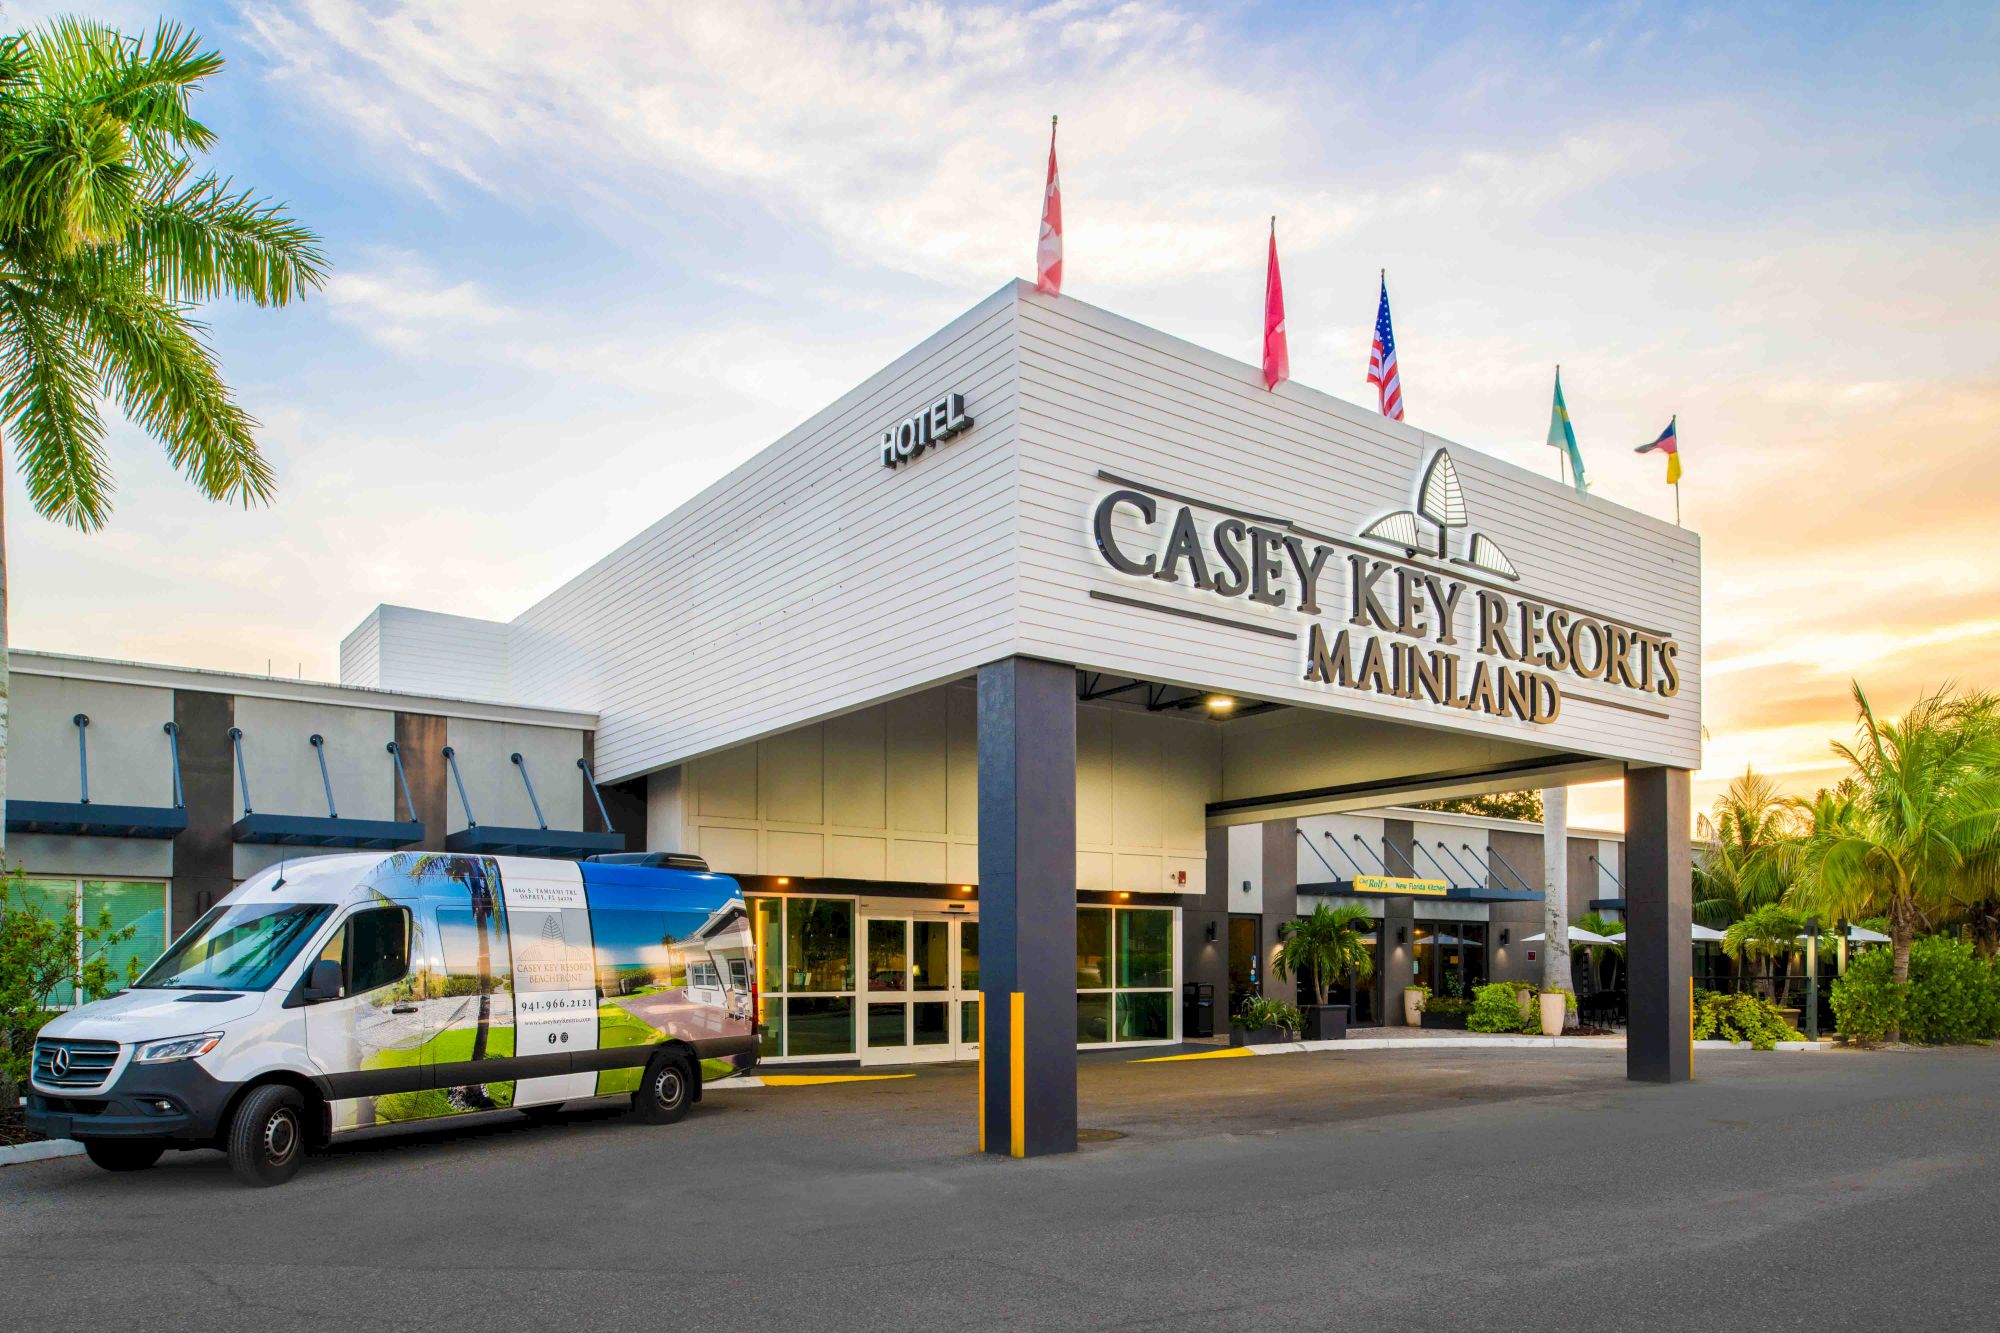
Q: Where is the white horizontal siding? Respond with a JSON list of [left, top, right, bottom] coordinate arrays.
[[504, 283, 1026, 783], [1009, 288, 1701, 770]]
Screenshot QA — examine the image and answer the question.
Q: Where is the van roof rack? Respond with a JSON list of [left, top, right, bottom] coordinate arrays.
[[585, 851, 712, 872]]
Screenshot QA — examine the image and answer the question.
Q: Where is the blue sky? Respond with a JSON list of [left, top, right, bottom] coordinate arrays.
[[13, 1, 1999, 825]]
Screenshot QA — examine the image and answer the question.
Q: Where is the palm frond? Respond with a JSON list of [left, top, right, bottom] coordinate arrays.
[[53, 255, 273, 508], [28, 18, 219, 161], [134, 170, 325, 306], [0, 278, 112, 526]]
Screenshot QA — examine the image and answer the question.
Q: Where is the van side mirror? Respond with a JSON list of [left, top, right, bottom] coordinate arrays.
[[300, 959, 343, 1003]]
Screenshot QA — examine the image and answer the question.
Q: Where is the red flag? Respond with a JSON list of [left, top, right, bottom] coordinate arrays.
[[1035, 116, 1062, 296], [1262, 217, 1289, 390]]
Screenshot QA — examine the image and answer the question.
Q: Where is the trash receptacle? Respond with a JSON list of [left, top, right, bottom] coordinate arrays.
[[1182, 982, 1215, 1039]]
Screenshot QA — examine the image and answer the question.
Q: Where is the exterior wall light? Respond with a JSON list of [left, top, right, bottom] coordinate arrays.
[[1117, 891, 1131, 900], [775, 876, 790, 886], [959, 884, 974, 894], [1499, 928, 1510, 946], [1205, 695, 1235, 712]]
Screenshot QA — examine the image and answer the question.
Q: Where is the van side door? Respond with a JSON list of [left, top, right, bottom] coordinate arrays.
[[302, 904, 436, 1132]]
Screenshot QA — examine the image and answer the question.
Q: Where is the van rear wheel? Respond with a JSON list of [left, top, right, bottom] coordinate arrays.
[[84, 1140, 164, 1172], [227, 1084, 307, 1187], [632, 1052, 692, 1125]]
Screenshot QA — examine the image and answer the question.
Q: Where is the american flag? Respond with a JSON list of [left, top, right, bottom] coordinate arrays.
[[1366, 274, 1404, 421]]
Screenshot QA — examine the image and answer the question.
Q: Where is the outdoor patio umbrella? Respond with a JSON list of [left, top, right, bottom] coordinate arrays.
[[1521, 926, 1614, 945], [1604, 924, 1726, 944]]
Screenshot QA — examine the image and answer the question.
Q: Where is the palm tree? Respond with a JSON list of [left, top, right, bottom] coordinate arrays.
[[1274, 902, 1375, 1006], [0, 19, 323, 852], [1720, 903, 1804, 1002], [1692, 769, 1796, 928], [1790, 684, 2000, 1039]]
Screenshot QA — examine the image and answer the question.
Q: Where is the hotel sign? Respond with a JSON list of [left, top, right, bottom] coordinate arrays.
[[880, 392, 973, 468], [1090, 448, 1682, 727]]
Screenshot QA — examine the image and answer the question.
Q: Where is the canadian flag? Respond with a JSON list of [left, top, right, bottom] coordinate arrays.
[[1262, 217, 1289, 390], [1036, 117, 1062, 296]]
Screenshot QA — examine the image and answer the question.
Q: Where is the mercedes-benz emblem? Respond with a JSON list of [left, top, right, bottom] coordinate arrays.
[[48, 1046, 71, 1077]]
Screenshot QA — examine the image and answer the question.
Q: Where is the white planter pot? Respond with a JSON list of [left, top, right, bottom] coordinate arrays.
[[1539, 992, 1567, 1036], [1403, 990, 1426, 1025]]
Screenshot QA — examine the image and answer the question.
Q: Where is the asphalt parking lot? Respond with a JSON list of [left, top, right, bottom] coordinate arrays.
[[7, 1044, 2000, 1332]]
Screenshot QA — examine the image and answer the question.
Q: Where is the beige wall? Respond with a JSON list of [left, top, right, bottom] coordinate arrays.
[[671, 681, 1215, 895]]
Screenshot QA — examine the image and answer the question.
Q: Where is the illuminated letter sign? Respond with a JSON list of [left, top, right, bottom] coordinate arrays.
[[881, 392, 973, 468]]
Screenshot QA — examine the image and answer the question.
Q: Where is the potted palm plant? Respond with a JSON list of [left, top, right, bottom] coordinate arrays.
[[1274, 903, 1373, 1040]]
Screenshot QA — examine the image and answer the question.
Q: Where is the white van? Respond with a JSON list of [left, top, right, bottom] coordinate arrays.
[[25, 850, 757, 1186]]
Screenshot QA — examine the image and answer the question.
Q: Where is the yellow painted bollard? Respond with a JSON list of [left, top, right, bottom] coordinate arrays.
[[1009, 992, 1026, 1158], [977, 1002, 986, 1152], [1688, 976, 1695, 1076]]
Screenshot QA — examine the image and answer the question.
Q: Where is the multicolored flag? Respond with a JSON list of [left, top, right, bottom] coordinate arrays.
[[1262, 217, 1288, 390], [1636, 415, 1681, 484], [1035, 116, 1062, 296], [1547, 366, 1587, 491], [1366, 272, 1403, 420]]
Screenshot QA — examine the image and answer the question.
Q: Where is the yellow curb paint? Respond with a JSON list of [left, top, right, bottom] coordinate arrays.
[[1688, 976, 1695, 1077], [1132, 1047, 1256, 1063], [759, 1074, 915, 1087], [1009, 991, 1025, 1159]]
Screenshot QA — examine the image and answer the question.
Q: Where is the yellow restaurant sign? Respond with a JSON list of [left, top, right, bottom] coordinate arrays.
[[1352, 874, 1449, 897]]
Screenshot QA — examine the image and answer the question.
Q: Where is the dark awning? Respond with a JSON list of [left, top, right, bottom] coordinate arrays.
[[445, 826, 623, 858], [1300, 878, 1544, 904], [8, 715, 189, 839], [7, 799, 188, 839], [234, 812, 425, 849]]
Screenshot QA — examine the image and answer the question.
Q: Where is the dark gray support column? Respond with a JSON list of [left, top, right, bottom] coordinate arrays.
[[1381, 896, 1416, 1024], [977, 657, 1078, 1157], [1259, 819, 1298, 1001], [169, 690, 234, 937], [1626, 765, 1693, 1083]]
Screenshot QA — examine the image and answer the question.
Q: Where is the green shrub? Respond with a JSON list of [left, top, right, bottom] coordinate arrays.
[[1693, 990, 1802, 1050], [1235, 995, 1302, 1036], [1419, 995, 1472, 1018], [1468, 981, 1529, 1033], [1834, 936, 2000, 1043], [1829, 952, 1903, 1041]]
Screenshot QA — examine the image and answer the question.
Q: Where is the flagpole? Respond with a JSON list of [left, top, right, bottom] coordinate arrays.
[[1674, 480, 1681, 526], [1555, 364, 1565, 485]]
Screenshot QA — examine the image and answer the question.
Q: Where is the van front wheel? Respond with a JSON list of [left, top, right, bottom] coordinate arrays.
[[227, 1084, 307, 1187], [633, 1052, 692, 1125], [84, 1140, 164, 1172]]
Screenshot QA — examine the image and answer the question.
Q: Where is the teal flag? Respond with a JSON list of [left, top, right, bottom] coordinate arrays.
[[1547, 368, 1587, 492]]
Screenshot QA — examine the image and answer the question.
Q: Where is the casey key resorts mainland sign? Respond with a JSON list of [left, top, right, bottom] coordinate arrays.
[[1090, 449, 1684, 727]]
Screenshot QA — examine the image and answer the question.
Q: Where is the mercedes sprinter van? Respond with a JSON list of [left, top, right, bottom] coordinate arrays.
[[25, 850, 756, 1186]]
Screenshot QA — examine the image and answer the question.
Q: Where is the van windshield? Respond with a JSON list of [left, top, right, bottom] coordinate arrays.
[[135, 902, 335, 992]]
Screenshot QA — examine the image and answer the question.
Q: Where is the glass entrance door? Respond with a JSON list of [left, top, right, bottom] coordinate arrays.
[[861, 913, 978, 1065]]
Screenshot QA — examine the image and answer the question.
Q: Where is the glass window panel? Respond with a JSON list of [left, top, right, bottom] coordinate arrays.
[[758, 997, 784, 1057], [1077, 908, 1111, 988], [345, 907, 411, 994], [751, 897, 783, 994], [14, 878, 79, 1006], [912, 1001, 949, 1045], [959, 922, 979, 990], [912, 921, 949, 992], [960, 996, 981, 1045], [1116, 909, 1172, 988], [81, 881, 167, 996], [786, 898, 854, 993], [786, 996, 854, 1056], [866, 919, 907, 991], [867, 1002, 907, 1047], [1116, 991, 1170, 1043], [1077, 991, 1112, 1045]]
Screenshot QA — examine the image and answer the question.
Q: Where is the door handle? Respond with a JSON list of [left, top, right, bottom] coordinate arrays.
[[391, 1003, 419, 1015]]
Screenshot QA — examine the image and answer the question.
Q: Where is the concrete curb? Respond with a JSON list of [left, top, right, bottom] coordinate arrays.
[[1248, 1035, 1623, 1056], [0, 1138, 85, 1167], [1694, 1039, 1829, 1052]]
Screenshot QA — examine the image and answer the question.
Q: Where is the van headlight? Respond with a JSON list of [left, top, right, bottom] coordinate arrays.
[[135, 1032, 224, 1064]]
